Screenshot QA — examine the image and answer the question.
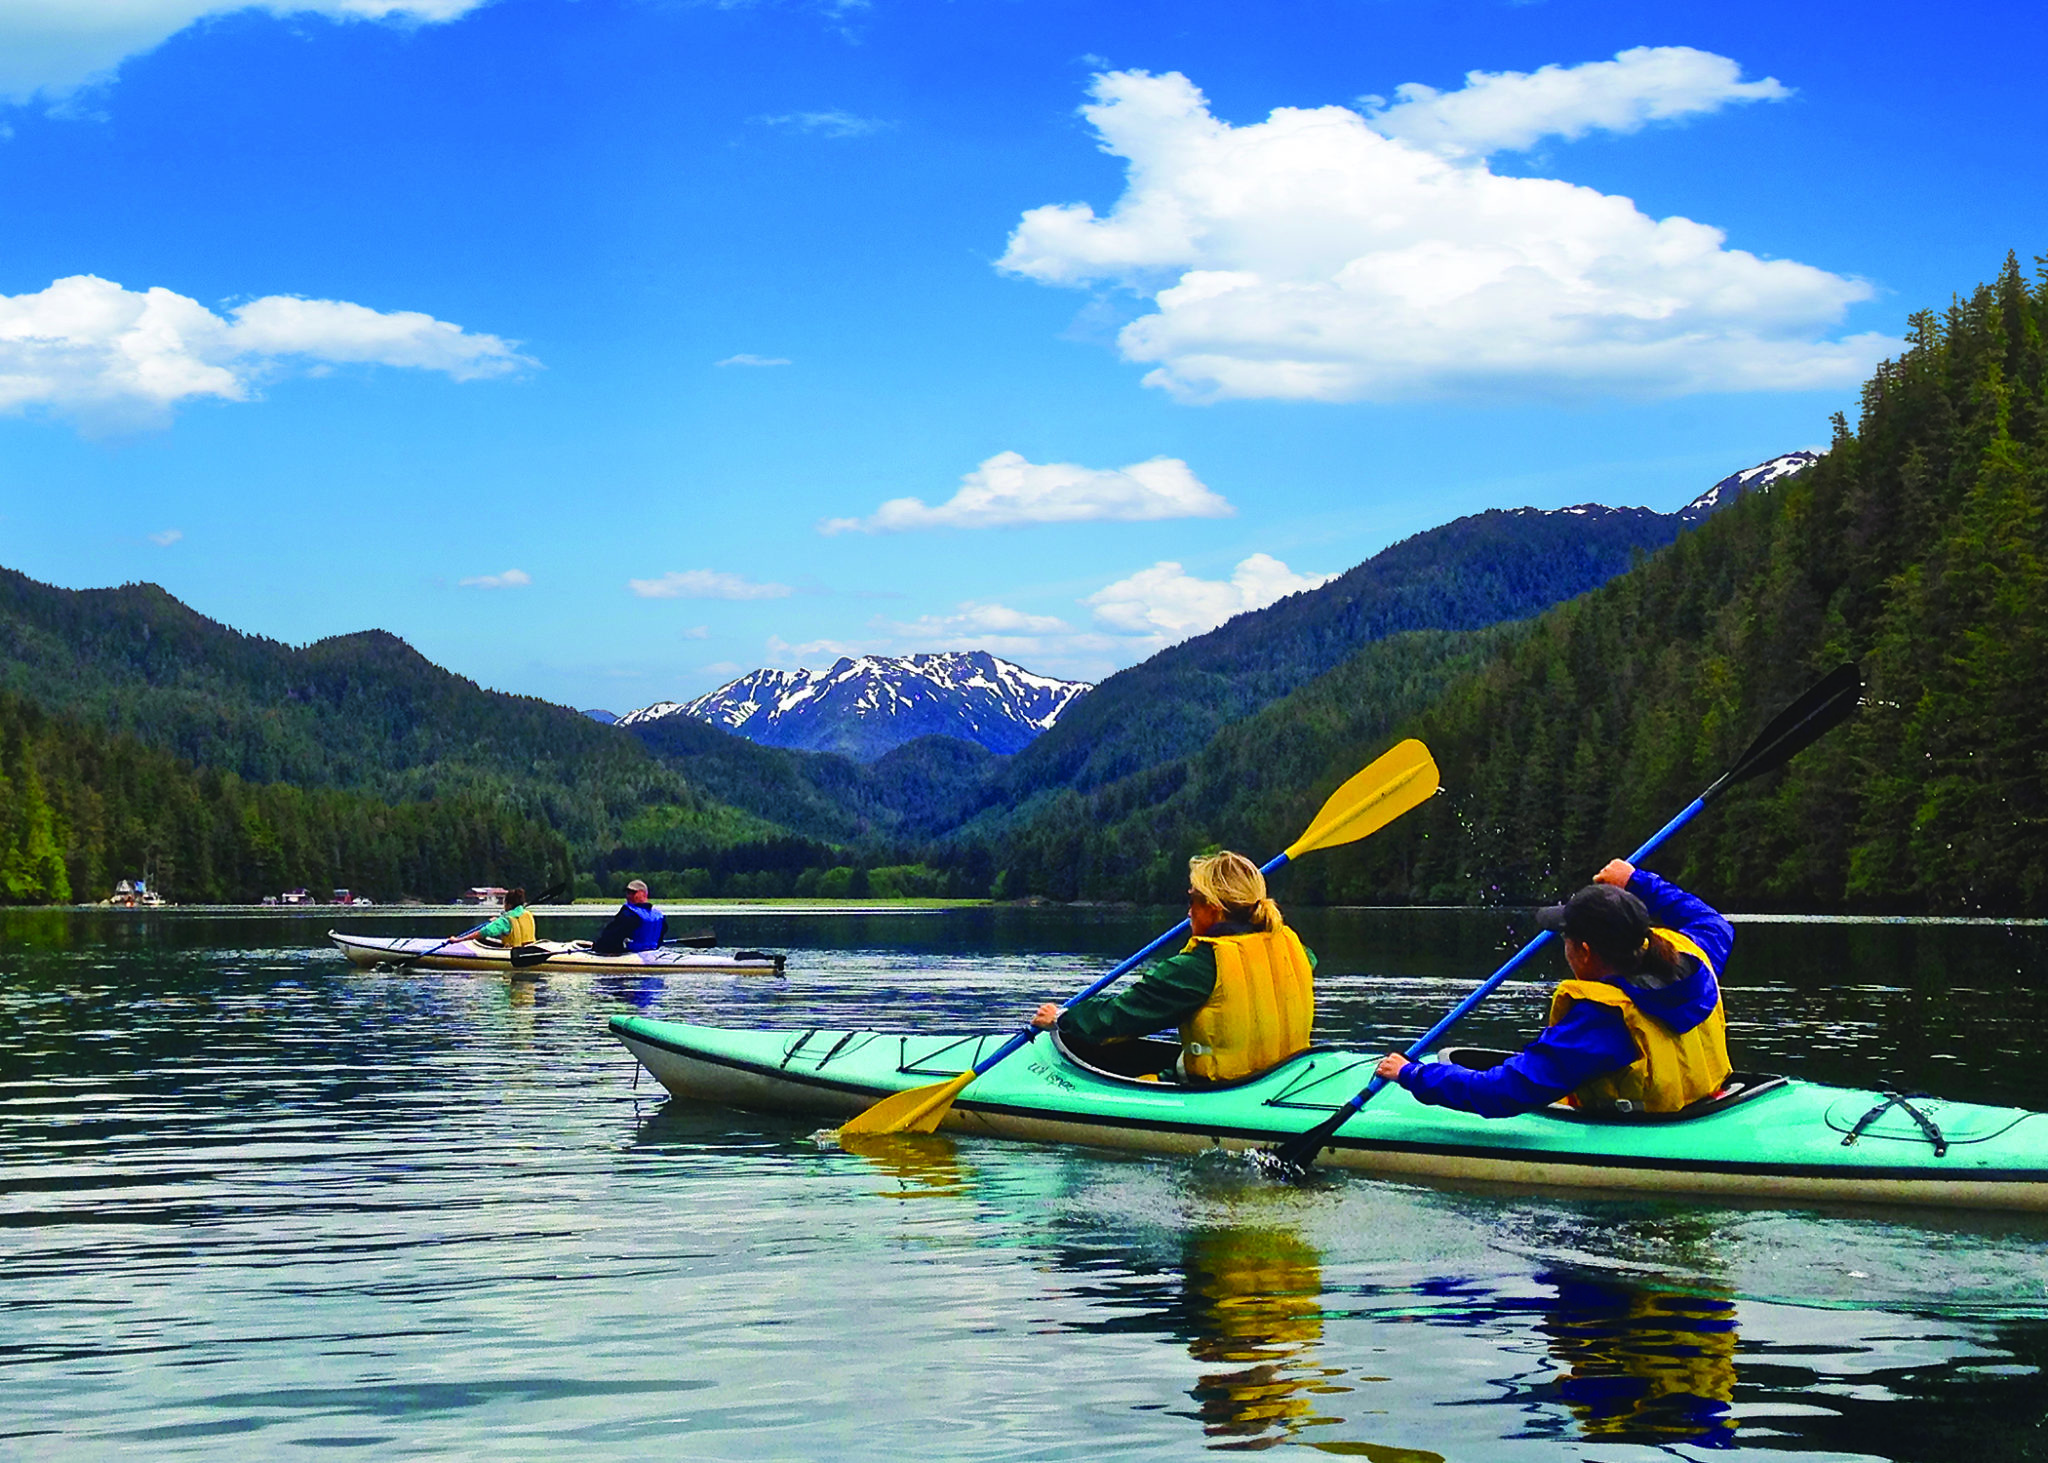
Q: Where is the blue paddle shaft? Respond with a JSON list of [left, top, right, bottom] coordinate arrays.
[[1339, 795, 1710, 1117], [977, 850, 1297, 1078]]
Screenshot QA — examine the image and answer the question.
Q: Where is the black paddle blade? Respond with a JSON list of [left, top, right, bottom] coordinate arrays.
[[509, 944, 554, 968], [1267, 1111, 1348, 1173], [667, 929, 718, 948], [1714, 662, 1863, 798]]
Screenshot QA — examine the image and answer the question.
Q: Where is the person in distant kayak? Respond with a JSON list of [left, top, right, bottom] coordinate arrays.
[[592, 878, 666, 955], [475, 887, 537, 948], [1375, 860, 1732, 1116], [1029, 851, 1316, 1084]]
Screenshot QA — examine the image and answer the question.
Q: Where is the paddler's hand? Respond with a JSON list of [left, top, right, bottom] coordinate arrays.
[[1593, 858, 1635, 887], [1376, 1053, 1410, 1081], [1031, 1003, 1062, 1030]]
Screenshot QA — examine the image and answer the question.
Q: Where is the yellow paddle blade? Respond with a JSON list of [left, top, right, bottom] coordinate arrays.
[[1282, 738, 1439, 862], [838, 1069, 975, 1137]]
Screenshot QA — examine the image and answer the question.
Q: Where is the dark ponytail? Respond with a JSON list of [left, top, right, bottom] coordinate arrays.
[[1629, 931, 1684, 987]]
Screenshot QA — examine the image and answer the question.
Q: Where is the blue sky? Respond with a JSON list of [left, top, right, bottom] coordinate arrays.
[[0, 0, 2042, 710]]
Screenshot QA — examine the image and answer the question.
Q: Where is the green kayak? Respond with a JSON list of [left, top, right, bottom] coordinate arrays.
[[610, 1014, 2048, 1213]]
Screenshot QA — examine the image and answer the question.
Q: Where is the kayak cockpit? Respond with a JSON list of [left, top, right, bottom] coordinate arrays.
[[1051, 1030, 1357, 1092], [1438, 1046, 1790, 1123]]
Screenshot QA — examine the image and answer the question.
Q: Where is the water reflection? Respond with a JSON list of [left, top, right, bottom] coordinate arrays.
[[1534, 1273, 1739, 1445], [1179, 1225, 1352, 1448], [1171, 1225, 1739, 1452], [840, 1132, 975, 1200], [593, 973, 665, 1010]]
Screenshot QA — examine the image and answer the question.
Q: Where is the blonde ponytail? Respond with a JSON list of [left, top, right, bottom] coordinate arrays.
[[1189, 851, 1283, 932]]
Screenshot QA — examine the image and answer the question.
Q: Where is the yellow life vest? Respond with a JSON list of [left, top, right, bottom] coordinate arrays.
[[502, 906, 536, 946], [1179, 927, 1315, 1083], [1547, 928, 1730, 1113]]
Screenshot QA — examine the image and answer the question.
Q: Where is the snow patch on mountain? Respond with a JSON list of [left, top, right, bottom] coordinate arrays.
[[1680, 451, 1822, 520], [620, 650, 1092, 760]]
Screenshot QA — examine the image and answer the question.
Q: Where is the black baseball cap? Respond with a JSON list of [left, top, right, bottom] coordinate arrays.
[[1537, 883, 1651, 966]]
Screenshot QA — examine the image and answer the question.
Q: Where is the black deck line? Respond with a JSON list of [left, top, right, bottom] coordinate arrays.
[[609, 1020, 2045, 1187]]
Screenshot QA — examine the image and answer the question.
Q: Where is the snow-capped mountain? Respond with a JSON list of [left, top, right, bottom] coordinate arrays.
[[1679, 451, 1821, 521], [621, 651, 1092, 761]]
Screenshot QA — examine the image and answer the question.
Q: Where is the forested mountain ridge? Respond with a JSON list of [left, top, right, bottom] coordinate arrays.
[[980, 481, 1790, 817], [624, 713, 997, 844], [0, 690, 569, 904], [980, 626, 1516, 900], [983, 253, 2048, 915], [0, 568, 722, 856]]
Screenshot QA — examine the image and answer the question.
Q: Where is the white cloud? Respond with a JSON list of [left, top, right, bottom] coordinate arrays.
[[1085, 554, 1335, 639], [148, 528, 182, 546], [0, 274, 528, 428], [459, 568, 529, 589], [766, 633, 867, 666], [764, 606, 1125, 678], [1000, 65, 1892, 403], [819, 450, 1232, 534], [680, 625, 711, 639], [1364, 45, 1789, 158], [629, 569, 792, 600], [882, 601, 1074, 640], [229, 295, 522, 379], [715, 353, 792, 368], [753, 110, 889, 139], [0, 1, 491, 104]]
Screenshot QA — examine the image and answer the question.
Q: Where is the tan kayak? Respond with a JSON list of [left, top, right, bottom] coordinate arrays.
[[329, 931, 786, 976]]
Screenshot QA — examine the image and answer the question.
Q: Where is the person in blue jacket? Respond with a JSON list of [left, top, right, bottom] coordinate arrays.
[[592, 878, 666, 955], [1375, 859, 1734, 1117]]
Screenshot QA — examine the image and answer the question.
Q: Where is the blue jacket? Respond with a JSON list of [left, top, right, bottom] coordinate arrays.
[[1396, 870, 1732, 1118], [594, 900, 665, 954]]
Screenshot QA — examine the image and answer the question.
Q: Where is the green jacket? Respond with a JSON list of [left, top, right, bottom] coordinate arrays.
[[1057, 922, 1317, 1044]]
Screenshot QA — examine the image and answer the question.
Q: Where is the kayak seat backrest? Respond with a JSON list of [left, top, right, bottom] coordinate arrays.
[[1437, 1047, 1788, 1123], [1056, 1033, 1182, 1081]]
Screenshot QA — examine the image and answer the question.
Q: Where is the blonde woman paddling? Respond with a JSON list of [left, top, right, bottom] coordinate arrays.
[[1030, 851, 1317, 1084]]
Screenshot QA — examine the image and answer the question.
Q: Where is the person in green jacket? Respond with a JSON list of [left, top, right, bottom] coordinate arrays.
[[1031, 851, 1318, 1083], [475, 886, 536, 948]]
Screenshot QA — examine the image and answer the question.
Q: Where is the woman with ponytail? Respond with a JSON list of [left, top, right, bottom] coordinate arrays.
[[1030, 851, 1318, 1084], [1376, 859, 1734, 1116]]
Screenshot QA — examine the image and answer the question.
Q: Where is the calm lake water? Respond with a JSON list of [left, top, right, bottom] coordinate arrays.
[[5, 904, 2048, 1460]]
